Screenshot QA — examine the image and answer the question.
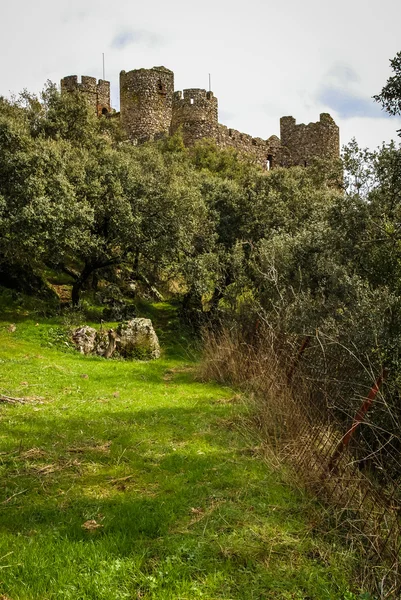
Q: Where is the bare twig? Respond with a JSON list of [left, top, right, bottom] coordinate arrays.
[[1, 489, 28, 504]]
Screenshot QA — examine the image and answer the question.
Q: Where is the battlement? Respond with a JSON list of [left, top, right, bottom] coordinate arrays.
[[173, 89, 216, 104], [60, 75, 107, 93], [60, 75, 110, 116], [280, 113, 340, 166], [171, 87, 218, 145], [120, 66, 173, 86]]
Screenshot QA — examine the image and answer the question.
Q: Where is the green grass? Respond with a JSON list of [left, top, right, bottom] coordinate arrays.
[[0, 298, 361, 599]]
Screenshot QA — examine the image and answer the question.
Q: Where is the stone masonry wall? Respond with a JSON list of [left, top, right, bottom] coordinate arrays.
[[170, 90, 293, 169], [96, 80, 111, 116], [280, 113, 340, 166], [171, 89, 219, 145], [217, 125, 269, 168], [61, 66, 340, 170], [120, 66, 174, 143], [60, 75, 110, 116], [217, 127, 293, 169]]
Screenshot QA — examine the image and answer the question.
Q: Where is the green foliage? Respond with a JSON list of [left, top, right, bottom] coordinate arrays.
[[373, 50, 401, 133], [188, 138, 261, 181], [2, 72, 401, 463], [2, 70, 400, 597], [0, 86, 213, 306]]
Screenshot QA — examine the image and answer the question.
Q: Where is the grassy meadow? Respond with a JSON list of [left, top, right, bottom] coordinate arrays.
[[0, 294, 361, 599]]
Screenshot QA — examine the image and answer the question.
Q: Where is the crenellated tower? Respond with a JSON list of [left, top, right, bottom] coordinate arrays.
[[280, 113, 340, 166], [60, 75, 111, 116], [171, 89, 219, 145], [119, 66, 174, 143]]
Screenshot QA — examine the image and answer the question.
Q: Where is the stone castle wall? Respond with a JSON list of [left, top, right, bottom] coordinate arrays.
[[280, 113, 340, 166], [119, 67, 174, 143], [217, 125, 272, 168], [60, 67, 340, 169], [170, 90, 292, 169], [60, 75, 110, 116]]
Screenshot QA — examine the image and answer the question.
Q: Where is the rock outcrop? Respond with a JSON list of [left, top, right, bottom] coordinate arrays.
[[116, 318, 161, 359], [72, 318, 160, 360], [72, 326, 97, 355]]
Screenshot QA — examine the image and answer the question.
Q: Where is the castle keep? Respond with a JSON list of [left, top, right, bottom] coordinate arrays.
[[61, 66, 339, 169]]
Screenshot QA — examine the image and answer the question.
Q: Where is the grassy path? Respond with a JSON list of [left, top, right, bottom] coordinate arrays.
[[0, 303, 356, 599]]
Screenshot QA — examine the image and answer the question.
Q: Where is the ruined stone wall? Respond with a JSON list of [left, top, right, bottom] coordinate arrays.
[[216, 127, 293, 169], [170, 89, 290, 169], [280, 113, 340, 166], [60, 75, 110, 116], [217, 125, 269, 167], [171, 89, 219, 145], [119, 67, 174, 143], [96, 80, 111, 116]]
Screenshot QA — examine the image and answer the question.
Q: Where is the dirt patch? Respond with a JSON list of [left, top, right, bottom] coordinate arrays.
[[67, 441, 111, 454], [49, 284, 72, 303], [29, 458, 81, 476], [20, 448, 48, 460], [213, 395, 242, 405], [163, 366, 194, 382]]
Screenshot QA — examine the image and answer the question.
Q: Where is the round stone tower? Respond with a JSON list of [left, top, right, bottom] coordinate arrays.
[[119, 66, 174, 142], [171, 89, 218, 145]]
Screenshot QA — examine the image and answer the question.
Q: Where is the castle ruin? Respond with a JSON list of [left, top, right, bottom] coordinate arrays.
[[60, 75, 111, 117], [61, 66, 340, 169]]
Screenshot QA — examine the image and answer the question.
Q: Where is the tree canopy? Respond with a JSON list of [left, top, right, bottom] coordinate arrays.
[[374, 50, 401, 135]]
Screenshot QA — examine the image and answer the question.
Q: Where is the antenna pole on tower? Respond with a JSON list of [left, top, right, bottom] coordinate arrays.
[[208, 73, 211, 92], [102, 53, 105, 80]]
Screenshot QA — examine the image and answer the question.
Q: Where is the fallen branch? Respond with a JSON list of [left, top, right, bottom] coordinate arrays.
[[1, 489, 28, 504], [0, 395, 27, 404], [0, 395, 44, 405], [108, 474, 135, 485]]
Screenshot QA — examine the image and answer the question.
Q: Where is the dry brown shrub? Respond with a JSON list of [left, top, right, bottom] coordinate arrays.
[[199, 324, 309, 451]]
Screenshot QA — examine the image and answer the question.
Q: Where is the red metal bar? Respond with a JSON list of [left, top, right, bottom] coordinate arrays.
[[328, 369, 388, 472], [287, 336, 310, 384]]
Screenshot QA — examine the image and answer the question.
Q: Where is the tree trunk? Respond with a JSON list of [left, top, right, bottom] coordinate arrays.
[[209, 271, 232, 314], [133, 249, 140, 277], [71, 263, 94, 306]]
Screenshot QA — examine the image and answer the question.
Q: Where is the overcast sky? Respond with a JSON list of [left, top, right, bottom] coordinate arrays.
[[1, 0, 400, 150]]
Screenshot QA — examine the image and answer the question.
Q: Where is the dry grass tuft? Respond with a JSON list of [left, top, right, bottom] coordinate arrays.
[[199, 325, 308, 452]]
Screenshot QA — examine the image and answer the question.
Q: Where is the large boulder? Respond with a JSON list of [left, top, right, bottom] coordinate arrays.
[[71, 318, 160, 360], [117, 318, 161, 359], [72, 326, 109, 356], [72, 326, 97, 354]]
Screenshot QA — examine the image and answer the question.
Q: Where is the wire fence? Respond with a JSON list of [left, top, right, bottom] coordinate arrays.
[[286, 333, 401, 596]]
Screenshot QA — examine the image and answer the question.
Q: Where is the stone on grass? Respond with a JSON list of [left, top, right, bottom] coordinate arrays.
[[72, 327, 109, 356], [72, 326, 97, 354], [116, 318, 161, 359], [71, 318, 160, 360]]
